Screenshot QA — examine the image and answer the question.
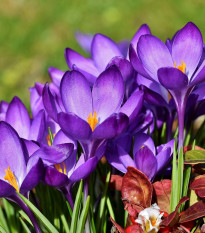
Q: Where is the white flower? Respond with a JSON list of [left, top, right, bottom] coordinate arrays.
[[135, 203, 164, 233]]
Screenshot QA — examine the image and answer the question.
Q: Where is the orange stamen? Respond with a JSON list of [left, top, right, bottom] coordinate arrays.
[[87, 111, 98, 131], [54, 162, 66, 175], [174, 60, 186, 73], [4, 166, 19, 192]]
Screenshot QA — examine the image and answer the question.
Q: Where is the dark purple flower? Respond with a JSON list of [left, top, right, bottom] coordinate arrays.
[[106, 133, 174, 181]]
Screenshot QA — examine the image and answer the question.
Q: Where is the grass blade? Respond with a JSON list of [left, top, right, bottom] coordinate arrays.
[[70, 180, 83, 233], [17, 193, 59, 233], [19, 218, 32, 233], [76, 196, 90, 233]]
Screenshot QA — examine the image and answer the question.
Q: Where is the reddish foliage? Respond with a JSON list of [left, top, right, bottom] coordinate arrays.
[[190, 175, 205, 198], [153, 180, 171, 213], [125, 225, 143, 233], [121, 167, 153, 218], [160, 197, 189, 227], [179, 200, 205, 223], [110, 217, 125, 233], [109, 175, 123, 191]]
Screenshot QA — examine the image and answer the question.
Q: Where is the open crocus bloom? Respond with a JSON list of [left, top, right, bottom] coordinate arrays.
[[106, 133, 174, 180], [0, 122, 44, 197], [135, 203, 164, 233]]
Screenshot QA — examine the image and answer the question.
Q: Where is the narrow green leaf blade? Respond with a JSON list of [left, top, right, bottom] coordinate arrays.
[[76, 196, 90, 233], [17, 193, 59, 233], [70, 180, 83, 233]]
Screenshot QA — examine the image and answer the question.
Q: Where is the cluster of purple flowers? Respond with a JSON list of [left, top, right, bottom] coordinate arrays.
[[0, 22, 205, 231]]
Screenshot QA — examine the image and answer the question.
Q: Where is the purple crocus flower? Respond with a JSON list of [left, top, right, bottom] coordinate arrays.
[[132, 22, 205, 150], [106, 133, 174, 181], [0, 96, 45, 142], [0, 122, 44, 197], [65, 25, 151, 88]]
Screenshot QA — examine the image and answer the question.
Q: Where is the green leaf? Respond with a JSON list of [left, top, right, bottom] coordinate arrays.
[[96, 167, 111, 231], [60, 214, 69, 233], [106, 197, 115, 221], [17, 193, 59, 233], [48, 127, 54, 145], [19, 218, 32, 233], [0, 225, 7, 233], [185, 150, 205, 164], [76, 196, 90, 233], [70, 180, 83, 233], [178, 147, 184, 205], [170, 138, 178, 213], [19, 210, 32, 226], [0, 205, 10, 233]]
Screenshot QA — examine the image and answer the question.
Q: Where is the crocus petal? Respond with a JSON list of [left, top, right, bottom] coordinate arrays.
[[156, 148, 171, 173], [53, 130, 77, 149], [58, 112, 92, 140], [42, 84, 60, 122], [115, 133, 132, 153], [60, 70, 92, 121], [0, 180, 16, 197], [69, 156, 99, 183], [190, 60, 205, 86], [106, 56, 134, 82], [29, 110, 45, 141], [29, 85, 44, 117], [0, 101, 8, 113], [106, 143, 128, 173], [65, 48, 99, 79], [138, 35, 173, 81], [6, 96, 30, 139], [22, 139, 39, 157], [118, 145, 136, 171], [158, 67, 188, 90], [129, 44, 150, 78], [130, 24, 151, 51], [92, 66, 124, 122], [29, 143, 74, 166], [91, 33, 122, 71], [137, 74, 169, 104], [20, 158, 44, 194], [172, 22, 203, 79], [92, 113, 129, 139], [133, 133, 156, 155], [192, 83, 205, 101], [48, 67, 64, 87], [44, 166, 69, 187], [0, 122, 27, 185], [134, 146, 157, 180], [75, 31, 93, 54], [120, 90, 144, 123], [117, 40, 129, 57], [156, 138, 175, 155]]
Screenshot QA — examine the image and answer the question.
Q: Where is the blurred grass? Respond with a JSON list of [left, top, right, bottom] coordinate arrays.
[[0, 0, 205, 108]]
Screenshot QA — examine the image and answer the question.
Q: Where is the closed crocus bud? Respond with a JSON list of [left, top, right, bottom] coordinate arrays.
[[135, 203, 164, 233]]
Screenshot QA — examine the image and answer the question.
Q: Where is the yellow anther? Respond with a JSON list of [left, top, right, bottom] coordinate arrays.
[[46, 133, 56, 146], [174, 60, 186, 73], [54, 162, 66, 175], [140, 145, 145, 149], [4, 166, 19, 192], [87, 111, 98, 131]]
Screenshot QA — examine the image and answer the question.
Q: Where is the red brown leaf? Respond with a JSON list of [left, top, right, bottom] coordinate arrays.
[[109, 175, 123, 191], [190, 175, 205, 198], [160, 196, 189, 227], [121, 167, 153, 218], [153, 179, 171, 213], [179, 200, 205, 223], [110, 217, 125, 233]]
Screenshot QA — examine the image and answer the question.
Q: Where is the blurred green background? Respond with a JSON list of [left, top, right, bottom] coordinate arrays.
[[1, 0, 205, 108]]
